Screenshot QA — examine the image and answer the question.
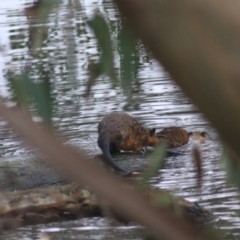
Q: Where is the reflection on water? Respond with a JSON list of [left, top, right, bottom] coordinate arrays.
[[0, 0, 240, 239], [2, 218, 146, 240]]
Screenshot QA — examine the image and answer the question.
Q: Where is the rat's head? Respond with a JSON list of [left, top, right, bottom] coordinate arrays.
[[147, 128, 160, 146], [188, 131, 211, 141]]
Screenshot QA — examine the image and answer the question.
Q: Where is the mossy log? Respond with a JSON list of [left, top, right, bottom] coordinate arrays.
[[0, 182, 215, 228]]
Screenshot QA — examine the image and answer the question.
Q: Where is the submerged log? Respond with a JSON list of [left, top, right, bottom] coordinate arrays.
[[0, 182, 215, 228]]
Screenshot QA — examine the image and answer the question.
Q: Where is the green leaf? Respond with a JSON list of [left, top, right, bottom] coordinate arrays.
[[140, 144, 166, 185], [7, 72, 52, 126], [36, 0, 61, 19], [24, 0, 61, 51], [8, 73, 29, 104], [88, 12, 117, 81], [118, 22, 139, 88], [222, 147, 240, 189]]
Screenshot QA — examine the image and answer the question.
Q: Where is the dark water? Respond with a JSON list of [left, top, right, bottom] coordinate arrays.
[[0, 0, 240, 239]]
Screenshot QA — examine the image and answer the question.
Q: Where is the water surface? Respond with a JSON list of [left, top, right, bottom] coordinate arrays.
[[0, 0, 239, 239]]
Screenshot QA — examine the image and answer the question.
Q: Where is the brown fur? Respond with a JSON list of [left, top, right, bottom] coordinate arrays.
[[98, 112, 159, 152], [97, 112, 159, 173], [156, 127, 189, 148]]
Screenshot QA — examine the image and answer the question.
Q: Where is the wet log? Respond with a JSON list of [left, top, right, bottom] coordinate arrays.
[[0, 183, 100, 227], [0, 182, 215, 228]]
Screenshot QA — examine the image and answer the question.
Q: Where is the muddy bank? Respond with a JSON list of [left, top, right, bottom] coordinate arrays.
[[0, 156, 68, 191]]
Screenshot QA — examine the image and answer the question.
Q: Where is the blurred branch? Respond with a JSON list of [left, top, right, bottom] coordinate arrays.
[[113, 0, 240, 163], [24, 0, 61, 54], [0, 100, 215, 240]]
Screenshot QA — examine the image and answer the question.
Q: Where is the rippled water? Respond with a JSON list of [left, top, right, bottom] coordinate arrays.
[[0, 0, 240, 239]]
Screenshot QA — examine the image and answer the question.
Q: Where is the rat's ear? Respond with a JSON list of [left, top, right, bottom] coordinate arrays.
[[150, 128, 156, 136]]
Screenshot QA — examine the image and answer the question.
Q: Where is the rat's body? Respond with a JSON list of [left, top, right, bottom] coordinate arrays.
[[156, 128, 211, 148], [98, 112, 159, 173], [156, 127, 189, 148]]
